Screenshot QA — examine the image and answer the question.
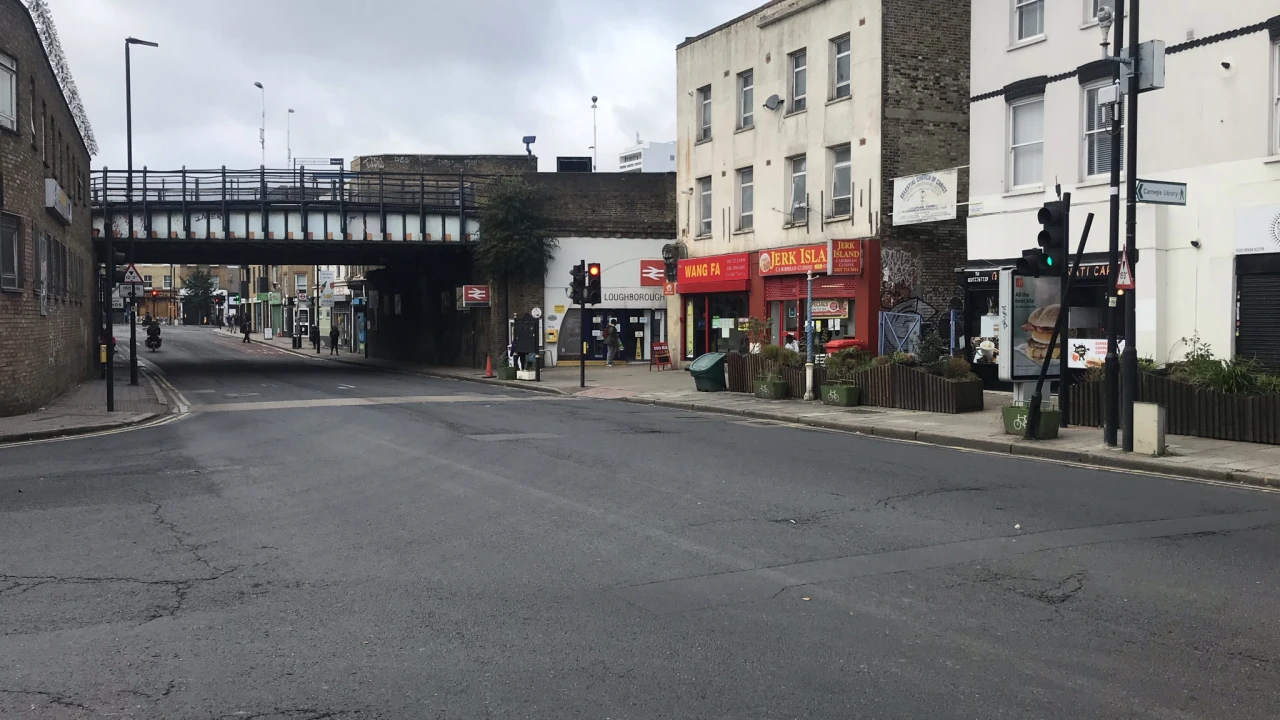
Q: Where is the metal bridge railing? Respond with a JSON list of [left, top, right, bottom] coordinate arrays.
[[89, 167, 496, 209]]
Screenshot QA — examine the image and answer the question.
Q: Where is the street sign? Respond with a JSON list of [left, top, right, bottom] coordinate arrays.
[[531, 307, 542, 319], [462, 284, 490, 307], [111, 296, 124, 309], [120, 263, 146, 285], [1116, 248, 1135, 290], [639, 260, 665, 286], [1135, 179, 1186, 206]]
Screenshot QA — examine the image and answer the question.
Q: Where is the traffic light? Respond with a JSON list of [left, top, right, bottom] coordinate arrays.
[[151, 289, 159, 299], [569, 261, 586, 305], [1016, 201, 1067, 277], [109, 250, 127, 286], [586, 262, 602, 305]]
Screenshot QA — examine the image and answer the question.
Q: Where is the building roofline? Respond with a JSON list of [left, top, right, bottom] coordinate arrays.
[[676, 0, 787, 50], [12, 0, 94, 156]]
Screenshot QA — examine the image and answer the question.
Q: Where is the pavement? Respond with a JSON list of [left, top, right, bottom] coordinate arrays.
[[249, 328, 1280, 489], [0, 353, 172, 445], [2, 324, 1280, 719]]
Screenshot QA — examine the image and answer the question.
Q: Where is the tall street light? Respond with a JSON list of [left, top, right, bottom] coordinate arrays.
[[125, 36, 158, 388], [590, 95, 598, 172], [254, 81, 265, 166], [287, 108, 295, 166]]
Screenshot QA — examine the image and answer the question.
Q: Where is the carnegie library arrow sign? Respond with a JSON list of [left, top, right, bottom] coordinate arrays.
[[461, 284, 490, 307], [1134, 179, 1187, 206]]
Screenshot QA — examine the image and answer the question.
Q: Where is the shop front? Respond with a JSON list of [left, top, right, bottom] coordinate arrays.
[[676, 252, 752, 359], [545, 247, 672, 365], [960, 255, 1124, 388], [759, 243, 865, 352]]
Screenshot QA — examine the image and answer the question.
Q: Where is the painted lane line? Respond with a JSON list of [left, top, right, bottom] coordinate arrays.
[[189, 394, 563, 413]]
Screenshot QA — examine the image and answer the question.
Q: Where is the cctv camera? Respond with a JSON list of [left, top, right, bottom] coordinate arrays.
[[591, 95, 598, 103], [1191, 239, 1202, 249], [1221, 61, 1231, 69], [1096, 5, 1112, 25]]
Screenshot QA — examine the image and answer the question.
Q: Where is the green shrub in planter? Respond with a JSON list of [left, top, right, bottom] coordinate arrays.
[[754, 375, 788, 400], [1001, 404, 1061, 439], [820, 383, 860, 406]]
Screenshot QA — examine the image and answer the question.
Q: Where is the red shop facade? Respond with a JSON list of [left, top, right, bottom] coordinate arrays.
[[675, 239, 880, 360]]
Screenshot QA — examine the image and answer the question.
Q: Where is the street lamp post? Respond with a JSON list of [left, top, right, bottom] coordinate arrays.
[[254, 81, 265, 166], [590, 95, 598, 172], [287, 108, 295, 166], [125, 36, 158, 388]]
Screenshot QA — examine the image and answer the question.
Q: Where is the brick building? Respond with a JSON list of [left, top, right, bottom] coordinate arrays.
[[673, 0, 969, 359], [0, 0, 96, 416]]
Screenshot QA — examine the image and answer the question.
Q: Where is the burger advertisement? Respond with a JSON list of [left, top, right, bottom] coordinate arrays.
[[998, 270, 1062, 381]]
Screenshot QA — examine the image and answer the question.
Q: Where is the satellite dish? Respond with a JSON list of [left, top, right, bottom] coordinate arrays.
[[763, 94, 783, 111]]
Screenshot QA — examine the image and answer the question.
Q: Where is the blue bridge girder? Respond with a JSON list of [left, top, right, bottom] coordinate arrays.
[[90, 167, 491, 248]]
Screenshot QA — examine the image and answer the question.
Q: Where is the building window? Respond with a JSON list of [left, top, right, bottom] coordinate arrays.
[[831, 146, 852, 216], [1, 214, 19, 291], [210, 276, 219, 291], [1273, 40, 1280, 154], [0, 52, 15, 131], [1015, 0, 1044, 42], [697, 85, 712, 141], [1084, 82, 1123, 177], [28, 77, 35, 137], [788, 155, 807, 225], [697, 177, 713, 237], [832, 35, 851, 100], [738, 70, 754, 129], [737, 167, 754, 231], [295, 272, 307, 293], [1089, 0, 1115, 23], [789, 50, 807, 112], [144, 274, 153, 288], [1009, 96, 1044, 188], [163, 274, 172, 290], [41, 101, 47, 164]]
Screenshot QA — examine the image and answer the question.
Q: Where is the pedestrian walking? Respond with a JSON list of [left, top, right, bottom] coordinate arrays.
[[310, 324, 321, 352], [603, 319, 620, 367], [329, 325, 340, 355], [241, 317, 251, 343]]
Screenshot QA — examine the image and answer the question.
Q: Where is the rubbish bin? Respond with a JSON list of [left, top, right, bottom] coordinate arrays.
[[824, 338, 867, 354], [688, 352, 728, 392]]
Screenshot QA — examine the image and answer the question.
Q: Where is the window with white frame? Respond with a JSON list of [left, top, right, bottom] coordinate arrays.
[[831, 146, 852, 216], [832, 35, 851, 100], [697, 177, 713, 236], [738, 70, 754, 129], [1, 214, 19, 291], [1014, 0, 1044, 42], [697, 85, 712, 141], [1084, 82, 1124, 177], [788, 156, 807, 224], [1009, 96, 1044, 188], [737, 167, 754, 231], [1273, 40, 1280, 154], [210, 276, 219, 291], [294, 272, 307, 292], [163, 274, 172, 290], [144, 274, 153, 288], [0, 52, 16, 131], [789, 50, 807, 112]]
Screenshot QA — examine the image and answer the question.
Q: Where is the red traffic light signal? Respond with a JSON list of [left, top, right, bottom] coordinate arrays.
[[150, 289, 159, 298], [588, 264, 600, 277], [585, 263, 602, 305]]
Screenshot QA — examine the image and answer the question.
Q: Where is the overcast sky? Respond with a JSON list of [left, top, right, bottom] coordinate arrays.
[[50, 0, 759, 173]]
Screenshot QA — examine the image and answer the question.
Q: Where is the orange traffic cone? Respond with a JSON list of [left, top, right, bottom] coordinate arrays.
[[483, 354, 496, 378]]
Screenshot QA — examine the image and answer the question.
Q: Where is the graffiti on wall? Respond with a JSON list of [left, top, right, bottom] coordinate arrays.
[[880, 246, 935, 320]]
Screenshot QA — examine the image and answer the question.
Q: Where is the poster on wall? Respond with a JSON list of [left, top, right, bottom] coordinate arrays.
[[318, 270, 336, 307], [998, 269, 1061, 382], [1234, 204, 1280, 256], [892, 169, 958, 226]]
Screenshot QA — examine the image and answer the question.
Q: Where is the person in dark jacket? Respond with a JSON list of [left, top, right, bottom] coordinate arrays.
[[310, 324, 321, 351], [329, 325, 340, 355], [241, 318, 252, 343]]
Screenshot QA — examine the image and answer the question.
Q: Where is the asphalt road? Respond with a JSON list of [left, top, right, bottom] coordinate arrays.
[[2, 325, 1279, 719]]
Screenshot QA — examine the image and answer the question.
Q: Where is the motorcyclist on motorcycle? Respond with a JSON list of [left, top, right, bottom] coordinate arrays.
[[145, 321, 162, 351]]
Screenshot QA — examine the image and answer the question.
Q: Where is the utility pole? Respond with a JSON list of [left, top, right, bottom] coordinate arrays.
[[590, 96, 598, 172], [1121, 0, 1141, 452], [124, 37, 157, 386], [804, 270, 815, 400], [1103, 2, 1124, 447]]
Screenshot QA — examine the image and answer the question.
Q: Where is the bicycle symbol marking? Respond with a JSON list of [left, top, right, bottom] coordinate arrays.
[[827, 390, 839, 403], [1012, 413, 1027, 430]]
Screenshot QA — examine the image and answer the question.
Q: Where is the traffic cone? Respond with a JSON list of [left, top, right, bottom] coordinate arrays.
[[483, 354, 496, 378]]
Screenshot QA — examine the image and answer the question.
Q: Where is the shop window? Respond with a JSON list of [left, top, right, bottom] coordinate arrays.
[[1009, 96, 1044, 188], [737, 167, 753, 231]]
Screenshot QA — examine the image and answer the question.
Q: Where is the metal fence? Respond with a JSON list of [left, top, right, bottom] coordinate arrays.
[[879, 311, 921, 356], [89, 167, 495, 210]]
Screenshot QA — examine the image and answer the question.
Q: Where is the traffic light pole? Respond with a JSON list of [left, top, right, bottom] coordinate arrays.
[[1121, 0, 1141, 452], [1059, 200, 1071, 429], [105, 230, 115, 412], [579, 258, 586, 389], [1027, 211, 1094, 441], [1103, 0, 1125, 448]]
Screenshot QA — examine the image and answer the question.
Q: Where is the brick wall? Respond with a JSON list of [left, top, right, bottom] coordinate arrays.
[[878, 0, 970, 339], [0, 0, 96, 416], [350, 154, 535, 176], [525, 171, 677, 239]]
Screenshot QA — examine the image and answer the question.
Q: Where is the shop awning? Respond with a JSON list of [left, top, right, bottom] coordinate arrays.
[[677, 279, 750, 295]]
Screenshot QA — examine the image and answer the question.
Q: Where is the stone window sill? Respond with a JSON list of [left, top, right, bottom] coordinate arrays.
[[1008, 35, 1047, 52], [1003, 185, 1044, 198]]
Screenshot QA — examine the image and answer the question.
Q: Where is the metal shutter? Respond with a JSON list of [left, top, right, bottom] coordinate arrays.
[[1237, 273, 1280, 371]]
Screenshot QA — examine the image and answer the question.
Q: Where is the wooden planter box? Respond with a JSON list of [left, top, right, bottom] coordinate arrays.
[[754, 378, 789, 400], [820, 384, 860, 407], [847, 363, 984, 413], [726, 353, 827, 398], [1069, 376, 1280, 444]]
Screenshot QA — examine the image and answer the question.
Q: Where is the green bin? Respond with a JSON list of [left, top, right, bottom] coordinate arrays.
[[688, 352, 728, 392]]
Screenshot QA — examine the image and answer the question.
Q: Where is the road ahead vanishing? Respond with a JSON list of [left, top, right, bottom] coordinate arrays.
[[2, 326, 1278, 719]]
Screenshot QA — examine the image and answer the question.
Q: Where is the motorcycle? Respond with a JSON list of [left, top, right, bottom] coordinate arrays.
[[146, 326, 162, 352]]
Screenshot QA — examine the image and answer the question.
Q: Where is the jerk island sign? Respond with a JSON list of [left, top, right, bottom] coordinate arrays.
[[758, 244, 828, 276]]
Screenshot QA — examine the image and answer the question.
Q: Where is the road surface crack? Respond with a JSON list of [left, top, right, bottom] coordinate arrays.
[[0, 687, 92, 711], [214, 710, 360, 719], [150, 499, 225, 574], [875, 485, 1004, 508]]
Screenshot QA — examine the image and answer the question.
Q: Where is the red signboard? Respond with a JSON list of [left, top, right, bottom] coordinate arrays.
[[758, 244, 827, 276], [639, 260, 666, 286], [678, 253, 750, 283], [663, 281, 676, 296], [828, 239, 864, 275], [461, 284, 490, 306]]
